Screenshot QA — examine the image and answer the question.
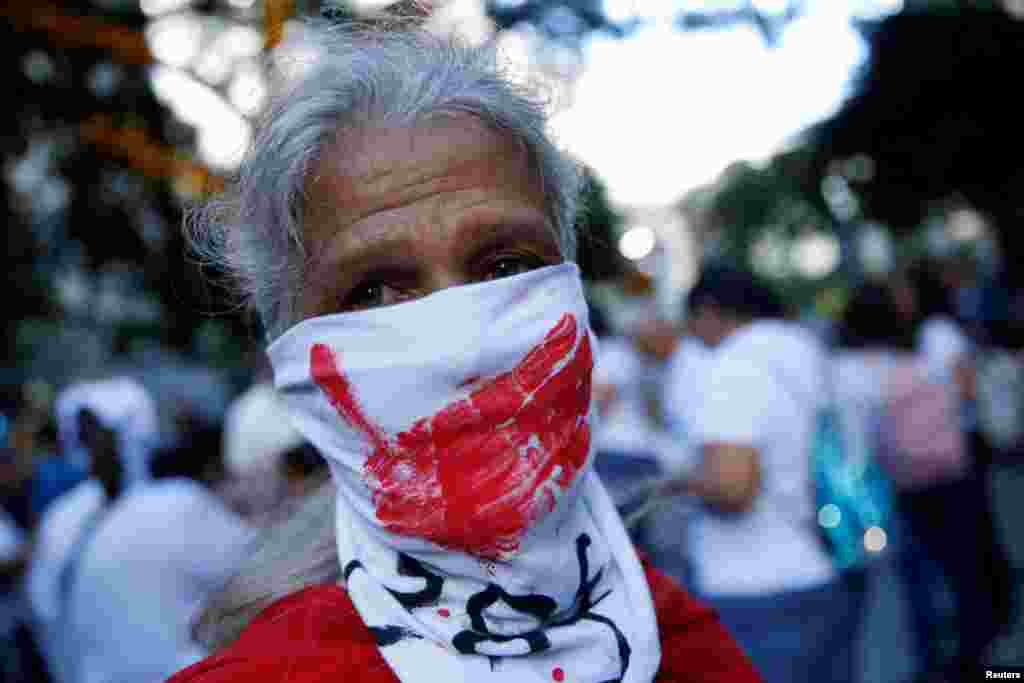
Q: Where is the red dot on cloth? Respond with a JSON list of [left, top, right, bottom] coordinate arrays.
[[438, 608, 450, 618], [552, 667, 565, 682]]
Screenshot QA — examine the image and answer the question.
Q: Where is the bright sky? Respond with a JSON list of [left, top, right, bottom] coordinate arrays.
[[547, 2, 872, 207], [144, 0, 884, 207]]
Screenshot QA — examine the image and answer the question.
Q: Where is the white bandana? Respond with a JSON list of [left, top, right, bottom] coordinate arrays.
[[268, 264, 660, 683]]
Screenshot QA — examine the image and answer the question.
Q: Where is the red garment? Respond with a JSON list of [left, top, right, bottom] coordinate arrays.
[[168, 562, 762, 683]]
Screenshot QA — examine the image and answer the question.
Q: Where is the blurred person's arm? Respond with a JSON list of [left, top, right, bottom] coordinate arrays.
[[658, 356, 767, 515], [953, 355, 977, 403], [659, 444, 760, 514], [629, 319, 680, 363], [688, 443, 760, 514]]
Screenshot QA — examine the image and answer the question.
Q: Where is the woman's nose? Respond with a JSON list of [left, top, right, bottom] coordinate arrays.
[[424, 267, 471, 296]]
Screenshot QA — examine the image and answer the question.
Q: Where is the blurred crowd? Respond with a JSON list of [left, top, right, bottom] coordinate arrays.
[[0, 253, 1020, 683], [0, 360, 329, 683], [591, 255, 1019, 683]]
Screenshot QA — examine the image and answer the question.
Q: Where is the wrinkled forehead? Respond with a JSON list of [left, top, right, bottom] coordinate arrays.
[[306, 117, 539, 218]]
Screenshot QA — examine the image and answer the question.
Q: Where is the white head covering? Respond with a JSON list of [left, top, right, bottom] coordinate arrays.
[[54, 377, 159, 488], [269, 264, 660, 683], [220, 383, 304, 521], [223, 383, 304, 479]]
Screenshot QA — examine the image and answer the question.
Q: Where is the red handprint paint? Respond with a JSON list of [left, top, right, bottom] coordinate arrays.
[[310, 313, 593, 560]]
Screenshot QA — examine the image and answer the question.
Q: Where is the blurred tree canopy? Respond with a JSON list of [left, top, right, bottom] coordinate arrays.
[[688, 1, 1024, 312], [704, 144, 829, 261], [8, 0, 1024, 385], [694, 147, 846, 313], [1, 1, 259, 386], [575, 167, 629, 282], [807, 4, 1024, 283], [484, 0, 808, 48]]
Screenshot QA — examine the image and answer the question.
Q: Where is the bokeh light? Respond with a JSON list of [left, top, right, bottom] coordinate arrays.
[[619, 226, 657, 261], [864, 526, 888, 554], [793, 232, 841, 279], [818, 503, 841, 530]]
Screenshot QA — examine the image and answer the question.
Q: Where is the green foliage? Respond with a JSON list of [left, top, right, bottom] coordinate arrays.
[[808, 5, 1024, 284], [706, 155, 835, 259], [694, 140, 853, 313], [575, 167, 628, 282]]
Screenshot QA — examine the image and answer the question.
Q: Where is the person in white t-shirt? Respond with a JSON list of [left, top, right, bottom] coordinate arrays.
[[0, 503, 28, 681], [63, 476, 252, 683], [660, 265, 865, 683], [593, 320, 681, 467], [661, 337, 710, 458], [591, 316, 679, 550], [592, 335, 666, 472], [27, 379, 159, 683]]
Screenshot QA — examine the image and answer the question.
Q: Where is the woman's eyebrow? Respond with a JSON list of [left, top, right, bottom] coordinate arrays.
[[452, 211, 560, 257], [309, 206, 557, 277], [310, 236, 420, 280]]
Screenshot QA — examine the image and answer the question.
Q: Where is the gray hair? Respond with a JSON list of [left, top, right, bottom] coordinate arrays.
[[193, 482, 341, 650], [190, 19, 584, 650], [188, 18, 582, 340]]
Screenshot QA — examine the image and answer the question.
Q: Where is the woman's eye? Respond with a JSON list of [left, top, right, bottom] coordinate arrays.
[[343, 282, 387, 311], [336, 255, 546, 313], [484, 255, 543, 281]]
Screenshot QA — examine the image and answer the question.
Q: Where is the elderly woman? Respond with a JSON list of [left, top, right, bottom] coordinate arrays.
[[169, 18, 760, 683]]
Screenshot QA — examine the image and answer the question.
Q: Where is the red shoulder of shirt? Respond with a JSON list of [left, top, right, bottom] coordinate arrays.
[[167, 561, 762, 683]]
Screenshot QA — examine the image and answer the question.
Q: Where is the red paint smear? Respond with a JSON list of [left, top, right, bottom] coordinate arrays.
[[552, 667, 566, 682], [310, 314, 593, 559], [437, 608, 450, 618], [311, 344, 388, 453]]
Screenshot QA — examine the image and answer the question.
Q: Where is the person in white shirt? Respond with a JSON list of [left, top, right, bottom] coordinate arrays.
[[0, 503, 28, 681], [26, 378, 159, 683], [62, 469, 252, 683], [892, 265, 1014, 681], [593, 323, 680, 470], [661, 265, 865, 683], [661, 337, 710, 457], [591, 317, 679, 550]]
